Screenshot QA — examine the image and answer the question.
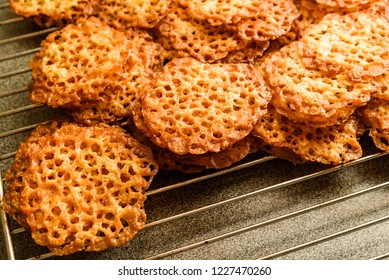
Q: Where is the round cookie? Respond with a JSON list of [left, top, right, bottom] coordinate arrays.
[[301, 11, 389, 81], [3, 121, 158, 255], [235, 0, 300, 41], [2, 120, 66, 230], [98, 0, 172, 29], [140, 57, 271, 155], [157, 5, 248, 63], [30, 17, 134, 108], [128, 118, 256, 172], [9, 0, 96, 27], [262, 41, 375, 126], [252, 105, 364, 165], [67, 29, 165, 125], [177, 0, 268, 26], [173, 134, 257, 170]]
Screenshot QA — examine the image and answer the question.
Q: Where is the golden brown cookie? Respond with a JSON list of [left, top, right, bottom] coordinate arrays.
[[372, 70, 389, 101], [262, 41, 375, 126], [155, 35, 190, 63], [369, 127, 389, 151], [301, 11, 389, 81], [125, 92, 202, 173], [139, 57, 271, 155], [177, 0, 267, 26], [294, 0, 335, 37], [9, 0, 96, 27], [360, 99, 389, 129], [2, 120, 66, 230], [235, 0, 300, 41], [66, 29, 164, 125], [157, 5, 248, 63], [127, 120, 207, 173], [30, 17, 133, 108], [252, 105, 364, 165], [98, 0, 172, 29], [2, 121, 158, 256], [128, 119, 255, 172], [66, 85, 133, 125], [172, 134, 256, 170]]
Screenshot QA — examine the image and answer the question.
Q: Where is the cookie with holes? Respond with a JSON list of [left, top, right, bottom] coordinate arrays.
[[2, 121, 158, 255], [30, 17, 134, 108], [98, 0, 172, 29], [234, 0, 300, 41], [292, 0, 338, 39], [2, 120, 67, 230], [139, 57, 271, 155], [252, 105, 365, 165], [301, 11, 389, 81], [261, 41, 375, 126], [371, 70, 389, 101], [156, 4, 248, 63], [130, 87, 260, 172], [129, 117, 257, 172], [172, 134, 257, 170], [177, 0, 298, 42], [127, 119, 207, 173], [9, 0, 96, 27], [66, 28, 165, 125], [178, 0, 269, 26]]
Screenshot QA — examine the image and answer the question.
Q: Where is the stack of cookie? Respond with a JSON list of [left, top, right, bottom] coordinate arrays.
[[3, 0, 389, 255], [130, 57, 271, 172], [255, 1, 389, 164], [29, 16, 165, 125], [156, 0, 299, 63]]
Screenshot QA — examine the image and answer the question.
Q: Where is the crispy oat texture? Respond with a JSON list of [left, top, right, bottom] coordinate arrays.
[[139, 57, 271, 155], [2, 121, 158, 255]]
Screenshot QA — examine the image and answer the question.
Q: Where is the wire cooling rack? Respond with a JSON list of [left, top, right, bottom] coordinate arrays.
[[1, 1, 389, 260]]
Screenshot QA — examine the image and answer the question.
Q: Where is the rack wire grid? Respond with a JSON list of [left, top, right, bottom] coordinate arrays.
[[1, 1, 389, 261]]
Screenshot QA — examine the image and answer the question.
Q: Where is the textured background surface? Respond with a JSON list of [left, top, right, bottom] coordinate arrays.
[[1, 0, 389, 260]]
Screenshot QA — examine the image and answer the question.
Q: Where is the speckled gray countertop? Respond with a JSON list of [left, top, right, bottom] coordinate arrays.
[[1, 1, 389, 260]]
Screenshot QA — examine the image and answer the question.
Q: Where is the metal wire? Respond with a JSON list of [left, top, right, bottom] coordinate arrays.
[[0, 172, 15, 260], [0, 17, 23, 26], [0, 67, 31, 79], [0, 86, 29, 98], [144, 180, 389, 260], [0, 103, 44, 118], [0, 2, 9, 9], [259, 214, 389, 260], [19, 156, 389, 260], [0, 123, 41, 138], [0, 27, 58, 46], [371, 252, 389, 260], [145, 152, 387, 227], [0, 47, 40, 62], [1, 12, 389, 261]]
